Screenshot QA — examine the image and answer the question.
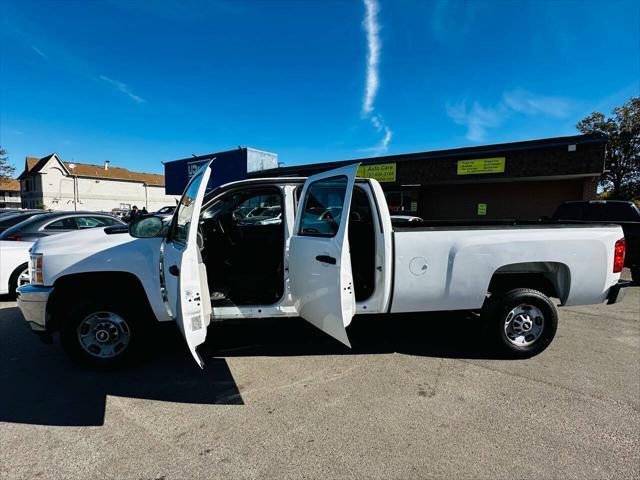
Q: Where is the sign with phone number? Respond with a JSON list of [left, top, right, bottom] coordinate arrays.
[[357, 163, 396, 182], [457, 157, 506, 175]]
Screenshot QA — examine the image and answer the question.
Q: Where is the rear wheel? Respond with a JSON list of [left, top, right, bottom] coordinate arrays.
[[60, 301, 145, 369], [631, 267, 639, 285], [8, 263, 30, 297], [483, 288, 558, 358]]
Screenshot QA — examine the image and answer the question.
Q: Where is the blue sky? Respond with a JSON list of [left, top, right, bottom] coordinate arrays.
[[1, 0, 638, 175]]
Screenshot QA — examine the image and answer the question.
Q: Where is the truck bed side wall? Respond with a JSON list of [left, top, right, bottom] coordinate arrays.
[[390, 226, 623, 313]]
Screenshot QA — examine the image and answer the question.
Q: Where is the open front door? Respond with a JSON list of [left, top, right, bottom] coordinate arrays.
[[162, 162, 213, 368], [289, 164, 359, 347]]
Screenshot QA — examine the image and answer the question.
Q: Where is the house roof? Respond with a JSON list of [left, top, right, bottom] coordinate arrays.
[[0, 178, 20, 191], [20, 154, 165, 186]]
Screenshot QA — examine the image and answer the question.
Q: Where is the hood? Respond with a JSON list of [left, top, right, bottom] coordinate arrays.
[[32, 226, 136, 256]]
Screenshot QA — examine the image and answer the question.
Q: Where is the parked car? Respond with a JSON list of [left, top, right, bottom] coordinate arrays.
[[0, 211, 125, 296], [0, 211, 123, 242], [156, 206, 176, 216], [17, 163, 631, 369], [0, 210, 46, 233], [552, 200, 640, 283], [110, 208, 128, 220]]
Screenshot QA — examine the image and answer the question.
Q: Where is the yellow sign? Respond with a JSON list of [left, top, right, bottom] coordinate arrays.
[[457, 157, 505, 175], [357, 163, 396, 183], [477, 203, 487, 216]]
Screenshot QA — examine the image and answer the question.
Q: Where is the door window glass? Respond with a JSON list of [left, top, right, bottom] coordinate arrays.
[[170, 167, 208, 246], [299, 175, 347, 237], [77, 216, 121, 229], [44, 217, 78, 230], [202, 189, 282, 225]]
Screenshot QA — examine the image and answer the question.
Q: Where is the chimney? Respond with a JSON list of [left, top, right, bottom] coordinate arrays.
[[104, 160, 110, 170]]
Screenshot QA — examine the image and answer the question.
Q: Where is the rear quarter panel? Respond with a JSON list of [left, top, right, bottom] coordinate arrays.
[[0, 241, 33, 294], [390, 226, 623, 313]]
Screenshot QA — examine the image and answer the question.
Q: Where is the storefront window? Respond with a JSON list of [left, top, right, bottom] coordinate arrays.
[[384, 189, 419, 214]]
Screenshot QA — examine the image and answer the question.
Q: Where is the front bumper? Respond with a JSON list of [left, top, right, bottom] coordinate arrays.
[[606, 280, 631, 305], [17, 285, 53, 332]]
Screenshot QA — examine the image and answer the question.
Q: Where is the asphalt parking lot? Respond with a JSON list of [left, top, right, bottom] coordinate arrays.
[[1, 275, 638, 480]]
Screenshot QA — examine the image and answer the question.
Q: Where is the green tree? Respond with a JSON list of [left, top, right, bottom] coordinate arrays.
[[0, 147, 15, 180], [577, 97, 640, 199]]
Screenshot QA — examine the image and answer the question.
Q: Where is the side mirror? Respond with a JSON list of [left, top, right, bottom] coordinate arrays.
[[129, 215, 166, 238]]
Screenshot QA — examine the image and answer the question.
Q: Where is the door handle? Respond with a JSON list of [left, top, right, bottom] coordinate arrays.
[[316, 255, 336, 265], [169, 265, 180, 276]]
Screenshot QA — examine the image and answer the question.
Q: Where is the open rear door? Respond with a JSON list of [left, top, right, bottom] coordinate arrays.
[[162, 161, 213, 368], [289, 164, 359, 347]]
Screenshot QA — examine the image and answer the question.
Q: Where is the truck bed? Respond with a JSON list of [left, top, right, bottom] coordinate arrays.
[[389, 222, 624, 314], [392, 219, 621, 231]]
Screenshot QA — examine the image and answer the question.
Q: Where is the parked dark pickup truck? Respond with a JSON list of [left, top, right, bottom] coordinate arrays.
[[552, 200, 640, 283]]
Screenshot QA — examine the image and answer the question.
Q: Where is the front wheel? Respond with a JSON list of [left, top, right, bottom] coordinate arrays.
[[60, 301, 145, 369], [8, 263, 30, 297], [483, 288, 558, 358]]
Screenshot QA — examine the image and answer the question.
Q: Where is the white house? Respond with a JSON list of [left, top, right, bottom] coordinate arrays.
[[19, 153, 178, 212]]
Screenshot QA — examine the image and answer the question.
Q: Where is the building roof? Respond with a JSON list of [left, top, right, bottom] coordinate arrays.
[[0, 178, 20, 191], [252, 133, 608, 177], [20, 154, 165, 186]]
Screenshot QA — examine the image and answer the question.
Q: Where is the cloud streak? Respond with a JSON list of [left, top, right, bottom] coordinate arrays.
[[362, 0, 380, 116], [361, 0, 392, 155], [99, 75, 146, 104], [31, 46, 47, 59], [446, 89, 575, 142]]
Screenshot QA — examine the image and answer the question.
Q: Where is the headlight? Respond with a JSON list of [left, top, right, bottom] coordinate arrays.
[[29, 253, 43, 285]]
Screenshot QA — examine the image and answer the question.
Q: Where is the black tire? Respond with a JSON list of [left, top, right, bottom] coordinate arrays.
[[60, 300, 147, 370], [8, 262, 29, 297], [482, 288, 558, 358], [631, 267, 640, 285]]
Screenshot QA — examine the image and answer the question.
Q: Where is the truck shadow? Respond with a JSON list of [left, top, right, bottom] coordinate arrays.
[[204, 312, 497, 360], [1, 306, 500, 427], [0, 306, 243, 427]]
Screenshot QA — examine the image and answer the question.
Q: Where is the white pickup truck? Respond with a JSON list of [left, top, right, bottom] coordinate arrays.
[[17, 163, 629, 368]]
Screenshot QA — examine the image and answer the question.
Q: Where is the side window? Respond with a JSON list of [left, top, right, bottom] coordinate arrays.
[[77, 216, 121, 229], [554, 203, 584, 220], [298, 175, 347, 237], [350, 187, 373, 225], [44, 217, 78, 230], [605, 203, 638, 221], [201, 189, 282, 226], [234, 192, 281, 225]]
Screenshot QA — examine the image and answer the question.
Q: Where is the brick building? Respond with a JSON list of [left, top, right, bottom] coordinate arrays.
[[251, 134, 606, 221]]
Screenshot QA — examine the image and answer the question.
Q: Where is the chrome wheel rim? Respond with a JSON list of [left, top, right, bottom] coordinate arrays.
[[77, 311, 130, 359], [17, 268, 30, 287], [504, 304, 544, 347]]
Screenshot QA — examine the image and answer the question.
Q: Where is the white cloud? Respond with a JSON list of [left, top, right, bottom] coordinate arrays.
[[446, 101, 505, 142], [99, 75, 146, 104], [31, 46, 47, 59], [360, 0, 392, 155], [446, 89, 575, 142], [502, 88, 571, 118]]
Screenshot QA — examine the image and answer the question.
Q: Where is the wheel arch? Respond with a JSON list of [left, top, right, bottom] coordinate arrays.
[[47, 271, 155, 332], [487, 261, 571, 304], [8, 261, 29, 295]]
